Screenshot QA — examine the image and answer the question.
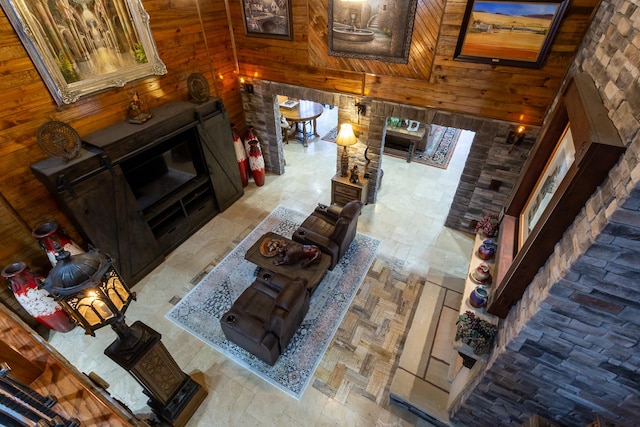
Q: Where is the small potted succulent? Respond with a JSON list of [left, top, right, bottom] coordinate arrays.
[[475, 213, 499, 238], [455, 311, 498, 356]]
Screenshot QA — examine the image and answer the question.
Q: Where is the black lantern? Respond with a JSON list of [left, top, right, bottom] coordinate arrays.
[[42, 248, 134, 335], [41, 248, 206, 426]]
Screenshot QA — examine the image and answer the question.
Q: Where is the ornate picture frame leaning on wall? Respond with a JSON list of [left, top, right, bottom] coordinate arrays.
[[0, 0, 167, 105]]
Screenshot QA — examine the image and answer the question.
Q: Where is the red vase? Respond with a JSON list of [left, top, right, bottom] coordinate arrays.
[[2, 262, 75, 333], [232, 125, 249, 187], [32, 221, 84, 266], [245, 126, 265, 187]]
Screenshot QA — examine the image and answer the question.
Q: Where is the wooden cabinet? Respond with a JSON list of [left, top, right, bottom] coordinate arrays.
[[331, 173, 369, 206], [31, 100, 243, 286]]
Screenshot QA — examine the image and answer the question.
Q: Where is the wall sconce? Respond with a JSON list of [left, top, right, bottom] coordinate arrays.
[[239, 77, 253, 94], [42, 248, 207, 426], [355, 100, 366, 116], [507, 125, 525, 151]]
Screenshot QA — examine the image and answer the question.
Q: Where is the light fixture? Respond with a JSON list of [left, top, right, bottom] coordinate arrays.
[[239, 77, 253, 94], [335, 123, 358, 177], [507, 125, 526, 151], [42, 248, 207, 426]]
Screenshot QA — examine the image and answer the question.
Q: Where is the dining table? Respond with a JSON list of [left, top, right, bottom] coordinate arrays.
[[279, 100, 324, 147]]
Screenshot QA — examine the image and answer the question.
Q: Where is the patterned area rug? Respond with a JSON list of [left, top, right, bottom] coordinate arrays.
[[386, 125, 462, 169], [321, 126, 338, 142], [165, 206, 381, 400]]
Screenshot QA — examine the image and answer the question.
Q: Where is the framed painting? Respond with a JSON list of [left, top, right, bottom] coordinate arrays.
[[328, 0, 418, 63], [0, 0, 166, 106], [453, 0, 569, 68], [241, 0, 293, 40], [519, 123, 575, 246]]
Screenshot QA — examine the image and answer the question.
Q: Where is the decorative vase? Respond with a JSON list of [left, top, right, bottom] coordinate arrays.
[[477, 239, 497, 261], [469, 286, 489, 308], [245, 126, 265, 187], [32, 221, 84, 266], [1, 262, 75, 333], [232, 125, 249, 187]]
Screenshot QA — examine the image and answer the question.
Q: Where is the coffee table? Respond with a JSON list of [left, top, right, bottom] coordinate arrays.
[[245, 232, 331, 295]]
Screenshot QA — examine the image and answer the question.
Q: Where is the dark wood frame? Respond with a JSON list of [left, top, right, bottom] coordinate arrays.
[[488, 72, 626, 318], [328, 0, 418, 63], [241, 0, 293, 40], [454, 0, 569, 68]]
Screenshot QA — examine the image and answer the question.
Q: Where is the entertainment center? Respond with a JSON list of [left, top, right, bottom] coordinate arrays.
[[31, 99, 243, 286]]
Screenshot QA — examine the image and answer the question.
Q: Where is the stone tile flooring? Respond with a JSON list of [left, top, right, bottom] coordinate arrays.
[[48, 105, 476, 426]]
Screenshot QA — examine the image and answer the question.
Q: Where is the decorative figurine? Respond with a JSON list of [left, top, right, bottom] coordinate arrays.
[[349, 164, 360, 183], [127, 91, 152, 124]]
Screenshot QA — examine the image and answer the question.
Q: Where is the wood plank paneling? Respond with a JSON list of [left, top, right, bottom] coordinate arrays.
[[0, 0, 599, 290], [0, 0, 241, 275]]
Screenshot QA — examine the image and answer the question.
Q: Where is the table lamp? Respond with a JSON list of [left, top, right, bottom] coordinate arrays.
[[335, 123, 357, 177], [41, 247, 206, 426]]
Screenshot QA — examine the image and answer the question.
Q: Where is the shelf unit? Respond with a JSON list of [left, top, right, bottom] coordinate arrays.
[[453, 233, 499, 362]]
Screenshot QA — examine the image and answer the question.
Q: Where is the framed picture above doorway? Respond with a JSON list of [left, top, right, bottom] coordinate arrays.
[[328, 0, 418, 63], [241, 0, 293, 40], [453, 0, 569, 68]]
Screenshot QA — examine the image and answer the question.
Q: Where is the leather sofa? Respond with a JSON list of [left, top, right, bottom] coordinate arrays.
[[292, 200, 362, 269], [220, 275, 309, 366]]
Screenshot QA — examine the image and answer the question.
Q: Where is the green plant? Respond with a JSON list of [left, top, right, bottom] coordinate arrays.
[[455, 311, 497, 355], [475, 213, 499, 237], [133, 43, 147, 63]]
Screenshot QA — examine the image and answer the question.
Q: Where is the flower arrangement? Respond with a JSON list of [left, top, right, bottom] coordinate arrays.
[[455, 311, 498, 355], [475, 213, 499, 237]]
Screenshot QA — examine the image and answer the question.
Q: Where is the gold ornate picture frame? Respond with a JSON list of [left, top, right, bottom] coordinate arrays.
[[1, 0, 167, 105]]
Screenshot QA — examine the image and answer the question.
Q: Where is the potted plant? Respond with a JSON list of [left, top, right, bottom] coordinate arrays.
[[475, 213, 499, 237], [455, 311, 498, 356]]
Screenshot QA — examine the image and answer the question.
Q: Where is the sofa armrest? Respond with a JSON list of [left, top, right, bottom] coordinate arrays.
[[313, 204, 342, 222]]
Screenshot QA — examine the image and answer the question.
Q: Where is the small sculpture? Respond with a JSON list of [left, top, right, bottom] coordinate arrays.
[[273, 243, 321, 268], [349, 165, 360, 183], [127, 91, 152, 124]]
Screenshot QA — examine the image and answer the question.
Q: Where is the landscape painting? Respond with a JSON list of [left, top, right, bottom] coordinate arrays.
[[454, 0, 569, 68]]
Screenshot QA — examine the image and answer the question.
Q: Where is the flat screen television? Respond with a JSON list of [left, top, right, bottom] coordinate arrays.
[[120, 128, 204, 211]]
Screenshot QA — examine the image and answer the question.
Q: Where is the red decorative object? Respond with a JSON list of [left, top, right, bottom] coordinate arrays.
[[1, 262, 75, 332], [245, 126, 265, 187], [232, 125, 249, 187], [32, 221, 84, 266]]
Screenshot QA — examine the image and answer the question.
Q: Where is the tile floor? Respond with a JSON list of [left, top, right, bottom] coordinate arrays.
[[48, 106, 476, 426]]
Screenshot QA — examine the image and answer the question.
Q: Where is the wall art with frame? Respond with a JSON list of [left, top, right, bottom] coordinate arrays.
[[454, 0, 569, 68], [241, 0, 293, 40], [0, 0, 167, 106], [328, 0, 418, 63]]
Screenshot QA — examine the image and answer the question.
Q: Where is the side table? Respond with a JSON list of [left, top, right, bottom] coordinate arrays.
[[331, 173, 369, 206]]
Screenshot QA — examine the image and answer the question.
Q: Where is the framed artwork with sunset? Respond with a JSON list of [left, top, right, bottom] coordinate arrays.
[[454, 0, 569, 68]]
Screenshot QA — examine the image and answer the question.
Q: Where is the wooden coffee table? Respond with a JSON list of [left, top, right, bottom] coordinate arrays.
[[245, 231, 331, 295]]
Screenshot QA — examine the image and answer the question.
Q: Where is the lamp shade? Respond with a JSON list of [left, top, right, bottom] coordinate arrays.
[[41, 248, 135, 335], [335, 123, 357, 147]]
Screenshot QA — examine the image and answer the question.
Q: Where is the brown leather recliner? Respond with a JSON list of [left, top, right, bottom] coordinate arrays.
[[220, 275, 309, 366], [292, 200, 362, 269]]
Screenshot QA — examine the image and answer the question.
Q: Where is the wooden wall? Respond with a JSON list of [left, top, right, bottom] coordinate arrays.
[[230, 0, 599, 125], [0, 0, 241, 278], [0, 0, 598, 307]]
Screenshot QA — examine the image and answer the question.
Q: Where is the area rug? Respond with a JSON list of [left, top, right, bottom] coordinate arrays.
[[165, 205, 381, 400], [385, 125, 462, 169], [321, 126, 338, 142]]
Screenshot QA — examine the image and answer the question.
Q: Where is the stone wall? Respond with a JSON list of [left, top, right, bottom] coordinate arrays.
[[450, 0, 640, 425], [240, 81, 535, 232]]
